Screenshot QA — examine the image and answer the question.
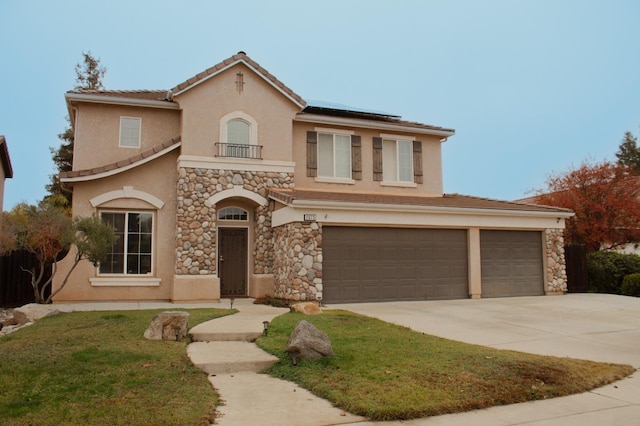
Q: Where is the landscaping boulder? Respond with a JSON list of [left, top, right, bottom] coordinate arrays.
[[143, 311, 190, 341], [285, 320, 334, 364], [290, 301, 322, 315]]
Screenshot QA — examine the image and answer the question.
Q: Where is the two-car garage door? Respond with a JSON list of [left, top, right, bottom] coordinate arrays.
[[322, 227, 544, 303], [322, 227, 469, 303]]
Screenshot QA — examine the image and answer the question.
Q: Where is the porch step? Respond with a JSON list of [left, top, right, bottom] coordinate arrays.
[[187, 341, 279, 374]]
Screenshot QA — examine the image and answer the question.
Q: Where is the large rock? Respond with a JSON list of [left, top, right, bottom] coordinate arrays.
[[290, 302, 322, 315], [144, 311, 190, 341], [285, 320, 334, 364]]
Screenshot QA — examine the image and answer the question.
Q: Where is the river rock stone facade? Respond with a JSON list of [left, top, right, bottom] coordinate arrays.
[[175, 167, 293, 276], [272, 222, 323, 301], [545, 228, 567, 293]]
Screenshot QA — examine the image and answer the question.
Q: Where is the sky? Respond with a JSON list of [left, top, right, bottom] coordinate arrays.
[[1, 0, 639, 210]]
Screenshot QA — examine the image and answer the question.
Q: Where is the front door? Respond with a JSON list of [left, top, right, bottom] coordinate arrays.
[[219, 228, 248, 296]]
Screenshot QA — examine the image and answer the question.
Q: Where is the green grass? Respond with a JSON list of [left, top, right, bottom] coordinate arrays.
[[0, 308, 234, 426], [256, 310, 635, 421]]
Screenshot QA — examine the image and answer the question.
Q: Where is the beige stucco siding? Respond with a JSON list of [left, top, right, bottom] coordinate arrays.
[[0, 166, 5, 214], [176, 63, 300, 161], [72, 103, 180, 171], [53, 151, 178, 302], [292, 122, 444, 194]]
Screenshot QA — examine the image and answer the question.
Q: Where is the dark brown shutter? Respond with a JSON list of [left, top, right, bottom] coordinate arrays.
[[351, 135, 362, 180], [373, 137, 383, 181], [413, 140, 423, 184], [307, 131, 317, 177]]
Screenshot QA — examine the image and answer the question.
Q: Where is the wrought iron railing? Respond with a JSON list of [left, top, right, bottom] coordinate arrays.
[[215, 143, 262, 159]]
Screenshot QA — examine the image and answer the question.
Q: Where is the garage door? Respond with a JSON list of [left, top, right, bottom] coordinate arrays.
[[480, 230, 544, 297], [322, 227, 468, 303]]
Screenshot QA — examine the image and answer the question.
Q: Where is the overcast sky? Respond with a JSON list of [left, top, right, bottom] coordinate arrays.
[[1, 0, 639, 209]]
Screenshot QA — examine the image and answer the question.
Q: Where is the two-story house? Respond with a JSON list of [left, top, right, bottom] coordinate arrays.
[[53, 52, 572, 304]]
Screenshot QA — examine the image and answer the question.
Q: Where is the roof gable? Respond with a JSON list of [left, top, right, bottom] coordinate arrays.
[[171, 52, 306, 109]]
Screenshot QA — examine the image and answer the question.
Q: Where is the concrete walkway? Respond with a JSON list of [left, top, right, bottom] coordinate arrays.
[[187, 299, 365, 425]]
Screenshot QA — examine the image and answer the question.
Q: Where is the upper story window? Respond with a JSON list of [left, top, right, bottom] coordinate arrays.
[[227, 119, 250, 145], [318, 133, 351, 178], [373, 136, 423, 185], [99, 211, 154, 275], [306, 130, 362, 182], [119, 117, 141, 148], [218, 206, 248, 221], [217, 111, 260, 159], [383, 138, 413, 182]]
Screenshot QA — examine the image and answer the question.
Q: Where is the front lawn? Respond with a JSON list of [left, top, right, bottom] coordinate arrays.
[[257, 310, 635, 421], [0, 308, 233, 426]]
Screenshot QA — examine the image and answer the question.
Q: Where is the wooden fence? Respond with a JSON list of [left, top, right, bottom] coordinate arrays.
[[0, 250, 50, 307], [565, 244, 588, 293]]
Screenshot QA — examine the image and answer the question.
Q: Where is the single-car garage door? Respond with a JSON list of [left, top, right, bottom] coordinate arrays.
[[480, 230, 544, 297], [322, 227, 468, 303]]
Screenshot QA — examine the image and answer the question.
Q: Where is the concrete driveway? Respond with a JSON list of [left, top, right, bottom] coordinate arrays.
[[328, 293, 640, 426]]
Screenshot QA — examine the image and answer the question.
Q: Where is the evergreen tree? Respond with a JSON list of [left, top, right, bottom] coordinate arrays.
[[46, 52, 106, 205], [615, 131, 640, 173]]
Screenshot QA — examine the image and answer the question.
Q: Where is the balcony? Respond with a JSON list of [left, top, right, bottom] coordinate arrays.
[[215, 143, 262, 160]]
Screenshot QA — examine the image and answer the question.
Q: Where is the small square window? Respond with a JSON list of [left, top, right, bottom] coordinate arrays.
[[120, 117, 141, 148]]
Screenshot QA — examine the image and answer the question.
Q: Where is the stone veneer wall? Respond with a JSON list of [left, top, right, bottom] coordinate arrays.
[[176, 168, 293, 276], [545, 228, 567, 293], [272, 222, 323, 301]]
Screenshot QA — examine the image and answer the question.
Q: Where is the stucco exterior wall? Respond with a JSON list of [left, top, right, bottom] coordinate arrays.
[[175, 64, 300, 162], [52, 151, 178, 302], [0, 164, 5, 214], [73, 103, 180, 170], [291, 122, 444, 195]]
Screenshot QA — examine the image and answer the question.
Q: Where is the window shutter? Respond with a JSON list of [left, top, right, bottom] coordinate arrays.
[[307, 131, 317, 177], [351, 135, 362, 180], [373, 137, 383, 181], [413, 140, 423, 184]]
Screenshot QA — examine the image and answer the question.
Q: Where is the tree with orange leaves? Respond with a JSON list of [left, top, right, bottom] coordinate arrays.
[[0, 201, 116, 303], [533, 160, 640, 253]]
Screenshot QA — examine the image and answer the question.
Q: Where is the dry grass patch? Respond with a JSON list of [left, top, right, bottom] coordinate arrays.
[[256, 310, 634, 421], [0, 308, 233, 425]]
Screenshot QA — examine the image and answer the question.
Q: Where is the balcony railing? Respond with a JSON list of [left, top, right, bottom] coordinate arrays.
[[215, 143, 262, 159]]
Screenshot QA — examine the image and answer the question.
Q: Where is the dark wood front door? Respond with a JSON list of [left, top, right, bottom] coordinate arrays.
[[219, 228, 248, 296]]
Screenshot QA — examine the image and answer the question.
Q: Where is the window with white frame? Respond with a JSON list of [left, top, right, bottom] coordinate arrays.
[[119, 117, 141, 148], [99, 211, 153, 275], [318, 133, 351, 178], [218, 206, 248, 221], [383, 138, 413, 182]]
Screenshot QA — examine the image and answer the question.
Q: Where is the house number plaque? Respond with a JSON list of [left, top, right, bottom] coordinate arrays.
[[303, 214, 316, 222]]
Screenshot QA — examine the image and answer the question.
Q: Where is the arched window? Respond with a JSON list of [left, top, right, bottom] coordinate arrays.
[[217, 111, 260, 159], [218, 206, 248, 221], [227, 119, 250, 145]]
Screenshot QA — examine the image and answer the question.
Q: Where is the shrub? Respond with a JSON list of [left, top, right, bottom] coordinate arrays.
[[621, 273, 640, 297], [587, 251, 640, 294]]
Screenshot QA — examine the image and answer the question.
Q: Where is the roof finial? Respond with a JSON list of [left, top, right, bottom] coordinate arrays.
[[237, 51, 246, 56]]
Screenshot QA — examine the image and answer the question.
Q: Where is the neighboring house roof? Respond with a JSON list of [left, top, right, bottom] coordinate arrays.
[[0, 135, 13, 179], [171, 51, 307, 108], [60, 136, 181, 183], [268, 188, 573, 216]]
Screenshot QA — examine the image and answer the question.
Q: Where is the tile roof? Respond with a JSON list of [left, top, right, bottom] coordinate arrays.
[[66, 89, 172, 102], [268, 188, 573, 214], [0, 135, 13, 179], [60, 136, 180, 181], [170, 51, 307, 107]]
